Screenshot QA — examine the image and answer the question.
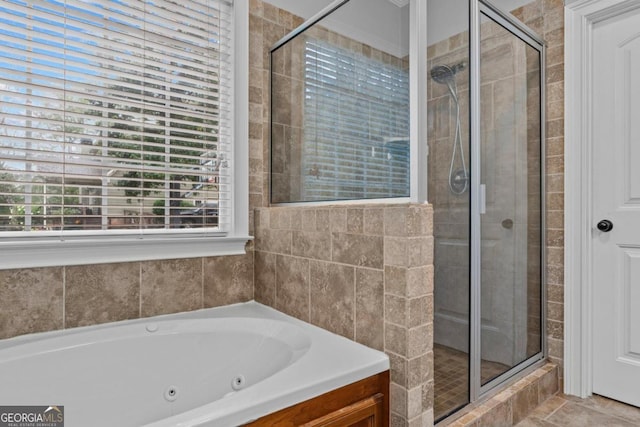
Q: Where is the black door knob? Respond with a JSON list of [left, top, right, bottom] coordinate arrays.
[[597, 219, 613, 232]]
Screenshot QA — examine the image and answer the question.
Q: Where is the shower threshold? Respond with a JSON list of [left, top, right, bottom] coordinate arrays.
[[434, 343, 509, 421]]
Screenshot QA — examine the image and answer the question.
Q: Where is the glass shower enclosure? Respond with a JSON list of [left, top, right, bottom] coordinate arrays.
[[270, 0, 546, 422], [430, 0, 546, 420]]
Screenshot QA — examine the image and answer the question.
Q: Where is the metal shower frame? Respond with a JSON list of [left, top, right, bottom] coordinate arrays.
[[267, 0, 548, 417], [469, 0, 547, 402]]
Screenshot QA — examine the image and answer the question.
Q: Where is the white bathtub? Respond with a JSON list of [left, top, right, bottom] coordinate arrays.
[[0, 301, 389, 427]]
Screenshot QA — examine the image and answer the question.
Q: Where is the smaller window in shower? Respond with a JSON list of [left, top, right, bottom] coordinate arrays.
[[270, 0, 410, 204]]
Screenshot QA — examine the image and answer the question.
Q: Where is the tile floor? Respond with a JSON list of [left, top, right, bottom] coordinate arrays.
[[434, 342, 640, 426], [517, 393, 640, 427], [434, 343, 511, 420]]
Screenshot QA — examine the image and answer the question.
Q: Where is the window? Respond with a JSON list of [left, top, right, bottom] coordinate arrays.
[[270, 25, 410, 205], [0, 0, 249, 267], [302, 39, 410, 201]]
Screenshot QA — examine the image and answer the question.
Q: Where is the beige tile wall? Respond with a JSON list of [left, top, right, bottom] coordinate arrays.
[[248, 0, 299, 214], [441, 364, 558, 427], [0, 253, 253, 340], [254, 204, 435, 426], [510, 0, 565, 375], [427, 18, 472, 356], [251, 4, 437, 424]]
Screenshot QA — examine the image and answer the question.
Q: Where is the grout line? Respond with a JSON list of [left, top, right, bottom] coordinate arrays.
[[352, 267, 357, 341], [251, 248, 256, 302], [138, 262, 142, 317], [541, 398, 568, 421], [570, 399, 638, 425], [382, 264, 386, 355], [273, 253, 278, 308], [307, 259, 311, 322], [201, 257, 205, 309], [62, 266, 66, 330]]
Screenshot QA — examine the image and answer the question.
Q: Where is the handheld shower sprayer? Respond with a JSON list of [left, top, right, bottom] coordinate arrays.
[[430, 61, 468, 195]]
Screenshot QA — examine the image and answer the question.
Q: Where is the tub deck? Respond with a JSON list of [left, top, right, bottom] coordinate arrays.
[[0, 301, 389, 427]]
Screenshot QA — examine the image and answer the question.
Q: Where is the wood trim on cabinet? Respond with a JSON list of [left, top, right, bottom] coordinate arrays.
[[302, 393, 383, 427], [244, 370, 390, 427]]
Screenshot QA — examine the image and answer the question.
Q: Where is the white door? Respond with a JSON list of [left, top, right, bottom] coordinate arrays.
[[592, 6, 640, 407]]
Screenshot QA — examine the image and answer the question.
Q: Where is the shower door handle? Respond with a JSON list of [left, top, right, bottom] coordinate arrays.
[[479, 184, 486, 214]]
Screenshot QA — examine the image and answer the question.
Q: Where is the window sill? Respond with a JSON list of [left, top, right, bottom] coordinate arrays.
[[0, 235, 253, 270], [269, 197, 413, 207]]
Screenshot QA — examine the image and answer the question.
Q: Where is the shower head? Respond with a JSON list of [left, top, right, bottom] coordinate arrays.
[[430, 62, 466, 84], [430, 64, 455, 84]]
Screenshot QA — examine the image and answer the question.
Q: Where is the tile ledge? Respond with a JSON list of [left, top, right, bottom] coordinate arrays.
[[436, 362, 559, 427]]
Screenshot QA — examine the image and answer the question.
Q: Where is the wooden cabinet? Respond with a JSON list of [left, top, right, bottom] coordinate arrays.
[[244, 371, 389, 427], [301, 393, 383, 427]]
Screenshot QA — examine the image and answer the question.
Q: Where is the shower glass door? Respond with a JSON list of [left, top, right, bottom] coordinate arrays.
[[471, 1, 545, 392], [432, 0, 544, 421]]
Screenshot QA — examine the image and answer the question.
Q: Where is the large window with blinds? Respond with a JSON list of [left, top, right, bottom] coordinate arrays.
[[0, 0, 234, 235]]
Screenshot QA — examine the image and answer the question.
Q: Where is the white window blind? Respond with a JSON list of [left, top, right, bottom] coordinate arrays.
[[0, 0, 233, 235], [303, 39, 410, 201]]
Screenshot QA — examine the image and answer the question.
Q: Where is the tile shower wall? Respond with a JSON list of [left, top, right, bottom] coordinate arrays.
[[427, 0, 564, 372], [0, 253, 253, 340], [254, 204, 435, 426], [427, 29, 471, 359], [429, 13, 542, 371], [433, 2, 564, 425]]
